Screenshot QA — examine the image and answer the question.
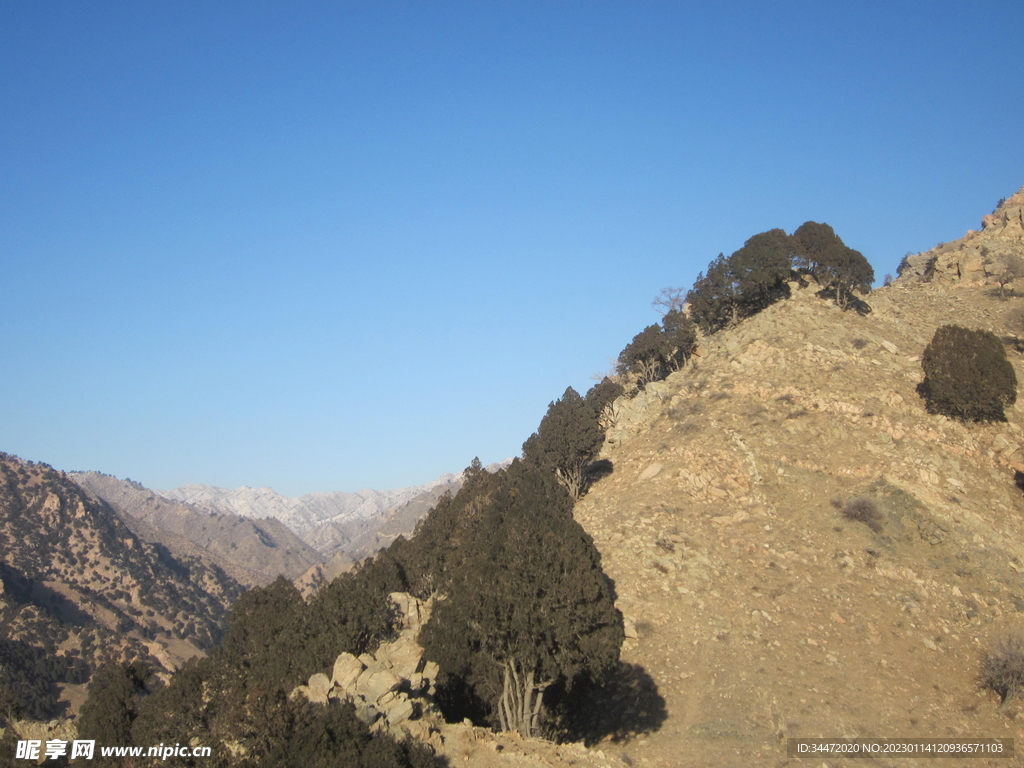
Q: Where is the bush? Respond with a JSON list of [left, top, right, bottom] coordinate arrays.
[[980, 632, 1024, 706], [837, 497, 883, 533], [919, 325, 1017, 422]]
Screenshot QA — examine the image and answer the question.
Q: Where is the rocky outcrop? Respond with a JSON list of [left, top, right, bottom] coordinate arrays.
[[292, 592, 442, 745], [897, 186, 1024, 284]]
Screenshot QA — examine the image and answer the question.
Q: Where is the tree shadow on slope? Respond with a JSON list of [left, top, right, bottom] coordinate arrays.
[[548, 662, 667, 746]]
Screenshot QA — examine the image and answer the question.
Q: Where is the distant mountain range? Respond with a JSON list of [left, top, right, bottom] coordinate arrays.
[[64, 462, 512, 601], [69, 472, 322, 588], [155, 460, 512, 562], [156, 473, 465, 537]]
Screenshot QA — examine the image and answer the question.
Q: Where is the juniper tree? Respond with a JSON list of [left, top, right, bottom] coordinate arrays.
[[792, 221, 873, 309], [418, 461, 622, 737], [729, 228, 793, 316], [661, 309, 697, 371], [77, 661, 151, 754], [522, 387, 604, 501], [585, 377, 624, 431], [686, 254, 737, 334], [919, 325, 1017, 421], [615, 325, 668, 385]]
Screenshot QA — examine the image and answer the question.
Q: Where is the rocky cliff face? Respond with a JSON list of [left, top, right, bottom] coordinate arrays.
[[898, 186, 1024, 284]]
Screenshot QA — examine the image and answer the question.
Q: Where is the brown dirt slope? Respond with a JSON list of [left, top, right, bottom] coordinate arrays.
[[572, 274, 1024, 766]]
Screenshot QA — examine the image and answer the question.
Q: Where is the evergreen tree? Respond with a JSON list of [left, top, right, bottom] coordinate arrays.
[[219, 576, 306, 689], [616, 312, 697, 387], [729, 228, 793, 316], [615, 325, 668, 385], [792, 221, 873, 309], [300, 553, 404, 672], [686, 254, 737, 334], [419, 461, 623, 736], [77, 661, 150, 761], [522, 387, 605, 500], [919, 325, 1017, 421], [585, 377, 624, 431], [257, 701, 437, 768], [661, 309, 697, 371]]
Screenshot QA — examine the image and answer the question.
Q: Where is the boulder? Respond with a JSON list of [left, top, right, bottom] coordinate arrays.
[[332, 652, 365, 691], [357, 669, 402, 704], [387, 635, 425, 679], [307, 673, 331, 704], [422, 660, 440, 682], [385, 694, 416, 725], [389, 591, 431, 631]]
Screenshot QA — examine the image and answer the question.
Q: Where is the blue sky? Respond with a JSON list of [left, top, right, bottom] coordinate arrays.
[[2, 1, 1021, 497]]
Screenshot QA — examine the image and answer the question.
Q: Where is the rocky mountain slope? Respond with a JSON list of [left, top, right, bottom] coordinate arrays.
[[898, 186, 1024, 284], [0, 455, 244, 719], [560, 189, 1024, 766], [69, 472, 322, 588]]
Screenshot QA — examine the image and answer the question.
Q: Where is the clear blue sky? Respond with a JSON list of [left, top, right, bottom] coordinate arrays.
[[2, 1, 1021, 497]]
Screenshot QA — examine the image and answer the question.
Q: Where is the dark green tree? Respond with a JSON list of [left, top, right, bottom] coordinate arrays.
[[615, 325, 668, 385], [585, 377, 624, 431], [791, 221, 840, 274], [686, 254, 737, 334], [219, 576, 306, 689], [729, 228, 793, 316], [792, 221, 874, 309], [661, 309, 697, 371], [299, 551, 404, 673], [419, 461, 623, 736], [77, 661, 150, 759], [257, 701, 437, 768], [522, 387, 605, 500], [616, 311, 697, 387], [131, 657, 208, 753], [919, 325, 1017, 421]]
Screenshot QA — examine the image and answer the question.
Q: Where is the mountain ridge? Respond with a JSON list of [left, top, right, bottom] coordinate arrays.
[[157, 471, 469, 536], [68, 471, 323, 588], [561, 188, 1024, 766]]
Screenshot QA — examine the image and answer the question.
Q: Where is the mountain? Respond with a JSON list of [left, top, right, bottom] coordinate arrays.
[[69, 472, 323, 588], [9, 191, 1024, 767], [293, 479, 463, 596], [0, 454, 244, 721], [157, 474, 462, 537], [562, 188, 1024, 766], [159, 461, 512, 563]]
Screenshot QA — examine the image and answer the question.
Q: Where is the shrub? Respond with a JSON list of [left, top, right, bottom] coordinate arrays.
[[838, 497, 883, 533], [980, 632, 1024, 706], [919, 325, 1017, 422]]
